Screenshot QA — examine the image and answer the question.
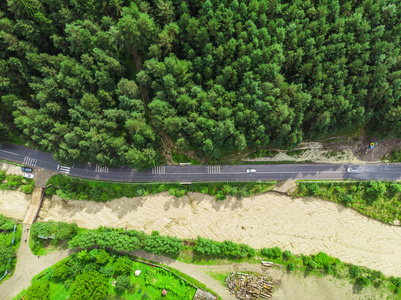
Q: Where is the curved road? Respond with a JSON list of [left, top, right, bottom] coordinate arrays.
[[1, 142, 400, 182]]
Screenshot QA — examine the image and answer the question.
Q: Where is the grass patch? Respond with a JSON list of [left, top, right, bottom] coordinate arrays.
[[247, 149, 280, 159], [206, 270, 231, 285], [45, 174, 276, 202], [293, 181, 401, 224], [286, 149, 307, 157], [172, 151, 202, 165]]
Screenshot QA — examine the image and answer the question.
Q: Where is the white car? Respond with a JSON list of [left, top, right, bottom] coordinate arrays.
[[347, 167, 358, 173], [22, 173, 34, 179], [247, 169, 256, 173]]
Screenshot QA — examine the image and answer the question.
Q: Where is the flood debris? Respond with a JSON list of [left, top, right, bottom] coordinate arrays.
[[225, 271, 275, 299]]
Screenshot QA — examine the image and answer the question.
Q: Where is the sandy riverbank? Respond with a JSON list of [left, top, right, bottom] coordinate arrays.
[[0, 190, 30, 220], [34, 191, 401, 277]]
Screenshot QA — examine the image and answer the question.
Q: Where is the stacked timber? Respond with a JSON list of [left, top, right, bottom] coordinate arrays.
[[225, 272, 275, 300]]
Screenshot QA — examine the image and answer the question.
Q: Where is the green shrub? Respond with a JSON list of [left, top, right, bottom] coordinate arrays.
[[308, 260, 318, 270], [99, 264, 114, 277], [115, 275, 130, 291], [261, 247, 282, 258], [313, 252, 330, 269], [390, 276, 401, 287], [45, 186, 57, 195], [25, 281, 50, 300], [356, 276, 370, 288], [307, 183, 319, 195], [53, 263, 70, 280], [349, 265, 361, 278], [366, 181, 386, 199], [128, 283, 136, 293], [113, 256, 132, 275], [21, 184, 34, 193], [389, 183, 401, 194], [0, 171, 6, 182], [340, 194, 354, 206], [282, 250, 292, 260], [287, 263, 295, 271]]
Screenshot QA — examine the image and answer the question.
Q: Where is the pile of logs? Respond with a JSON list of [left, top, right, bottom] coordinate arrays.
[[261, 261, 284, 268], [225, 272, 274, 299]]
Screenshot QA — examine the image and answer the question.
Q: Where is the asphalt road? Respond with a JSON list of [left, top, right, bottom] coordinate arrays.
[[1, 142, 401, 182]]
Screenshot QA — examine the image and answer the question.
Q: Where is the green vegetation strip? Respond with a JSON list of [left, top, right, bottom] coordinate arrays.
[[294, 181, 401, 224], [29, 221, 401, 298], [0, 216, 22, 283], [46, 174, 275, 202], [0, 159, 24, 167], [0, 171, 35, 194]]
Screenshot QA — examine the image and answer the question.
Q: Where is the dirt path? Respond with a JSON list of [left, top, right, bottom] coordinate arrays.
[[128, 250, 235, 299], [0, 224, 71, 300]]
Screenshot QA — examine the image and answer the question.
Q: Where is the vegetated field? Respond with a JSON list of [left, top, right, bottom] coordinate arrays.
[[13, 250, 197, 300], [1, 1, 401, 170], [45, 174, 276, 201], [294, 181, 401, 224], [0, 215, 22, 282], [28, 221, 401, 298]]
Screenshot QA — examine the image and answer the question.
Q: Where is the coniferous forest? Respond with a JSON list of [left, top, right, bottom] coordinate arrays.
[[1, 0, 400, 169]]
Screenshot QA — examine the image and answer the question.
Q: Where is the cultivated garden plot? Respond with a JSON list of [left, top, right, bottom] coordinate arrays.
[[13, 250, 197, 300]]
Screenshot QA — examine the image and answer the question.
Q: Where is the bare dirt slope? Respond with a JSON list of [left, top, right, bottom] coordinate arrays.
[[35, 192, 401, 277], [0, 190, 30, 220]]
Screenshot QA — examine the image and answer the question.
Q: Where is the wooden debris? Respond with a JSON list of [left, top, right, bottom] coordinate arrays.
[[225, 271, 275, 300]]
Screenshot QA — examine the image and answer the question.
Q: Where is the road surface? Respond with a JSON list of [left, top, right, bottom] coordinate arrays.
[[1, 143, 400, 182]]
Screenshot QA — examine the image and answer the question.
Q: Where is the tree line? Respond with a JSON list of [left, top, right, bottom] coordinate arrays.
[[1, 0, 401, 168]]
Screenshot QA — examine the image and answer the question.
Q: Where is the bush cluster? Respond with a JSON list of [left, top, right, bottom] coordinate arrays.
[[30, 221, 78, 254], [0, 171, 34, 193], [194, 236, 255, 259], [296, 181, 401, 224], [68, 228, 183, 257]]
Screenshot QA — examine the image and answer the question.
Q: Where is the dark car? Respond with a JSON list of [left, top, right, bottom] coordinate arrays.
[[21, 167, 33, 173]]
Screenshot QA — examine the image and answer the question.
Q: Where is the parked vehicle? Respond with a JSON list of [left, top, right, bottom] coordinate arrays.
[[247, 169, 256, 173], [22, 173, 34, 179], [21, 167, 33, 172]]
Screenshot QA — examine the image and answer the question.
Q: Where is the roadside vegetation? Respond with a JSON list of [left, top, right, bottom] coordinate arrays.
[[0, 215, 22, 283], [0, 171, 35, 194], [29, 221, 401, 298], [45, 174, 275, 202], [13, 250, 197, 300], [383, 150, 401, 163], [294, 181, 401, 224], [172, 152, 202, 165]]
